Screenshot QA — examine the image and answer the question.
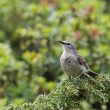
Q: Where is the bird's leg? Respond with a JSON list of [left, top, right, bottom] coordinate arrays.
[[69, 76, 72, 81]]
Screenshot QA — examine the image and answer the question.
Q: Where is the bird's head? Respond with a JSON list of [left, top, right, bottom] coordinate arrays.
[[59, 41, 76, 53]]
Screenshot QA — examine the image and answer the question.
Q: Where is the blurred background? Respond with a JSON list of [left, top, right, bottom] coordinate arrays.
[[0, 0, 110, 106]]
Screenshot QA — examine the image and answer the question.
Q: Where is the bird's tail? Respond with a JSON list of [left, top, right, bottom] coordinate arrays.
[[87, 69, 98, 78]]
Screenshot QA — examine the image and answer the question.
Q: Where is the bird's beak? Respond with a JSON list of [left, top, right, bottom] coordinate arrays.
[[59, 41, 66, 45]]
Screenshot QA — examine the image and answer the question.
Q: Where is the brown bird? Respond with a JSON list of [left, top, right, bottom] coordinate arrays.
[[59, 41, 98, 79]]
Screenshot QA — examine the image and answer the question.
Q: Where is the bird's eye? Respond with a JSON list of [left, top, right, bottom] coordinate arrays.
[[67, 43, 70, 45]]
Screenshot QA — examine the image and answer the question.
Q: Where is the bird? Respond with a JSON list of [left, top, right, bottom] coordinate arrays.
[[59, 41, 98, 80]]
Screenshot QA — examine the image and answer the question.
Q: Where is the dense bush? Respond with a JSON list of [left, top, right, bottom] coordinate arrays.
[[0, 0, 110, 107], [1, 74, 110, 110]]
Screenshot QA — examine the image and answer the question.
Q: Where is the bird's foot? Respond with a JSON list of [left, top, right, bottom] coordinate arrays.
[[68, 76, 80, 84], [68, 76, 72, 81]]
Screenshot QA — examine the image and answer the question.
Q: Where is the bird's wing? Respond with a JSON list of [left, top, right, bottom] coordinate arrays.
[[76, 54, 89, 69]]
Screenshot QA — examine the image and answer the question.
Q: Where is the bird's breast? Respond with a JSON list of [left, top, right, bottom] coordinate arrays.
[[60, 53, 77, 66], [60, 54, 80, 77]]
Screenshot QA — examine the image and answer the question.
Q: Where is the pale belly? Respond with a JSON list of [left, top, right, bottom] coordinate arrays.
[[60, 56, 81, 77], [62, 63, 80, 77]]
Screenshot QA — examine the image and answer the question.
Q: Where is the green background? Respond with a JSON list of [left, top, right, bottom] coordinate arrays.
[[0, 0, 110, 106]]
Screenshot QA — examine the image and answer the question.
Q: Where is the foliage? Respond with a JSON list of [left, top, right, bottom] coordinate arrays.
[[1, 74, 110, 110], [0, 0, 110, 106]]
